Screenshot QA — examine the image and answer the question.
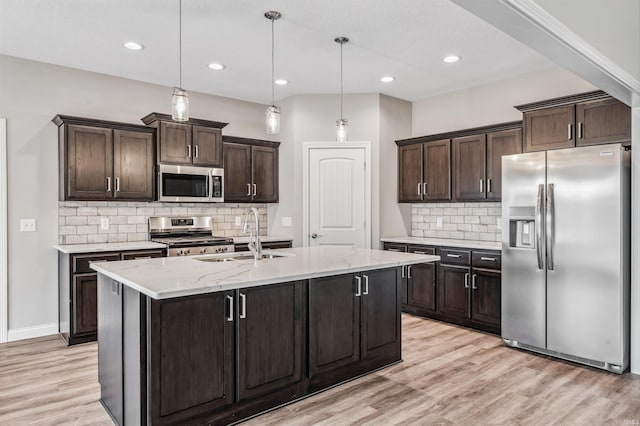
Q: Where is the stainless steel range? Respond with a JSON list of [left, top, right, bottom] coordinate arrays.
[[149, 216, 234, 257]]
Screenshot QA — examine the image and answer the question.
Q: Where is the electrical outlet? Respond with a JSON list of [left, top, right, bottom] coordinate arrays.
[[282, 216, 292, 227], [497, 217, 502, 230], [100, 217, 110, 231], [436, 217, 443, 228], [235, 216, 242, 226], [20, 218, 36, 232]]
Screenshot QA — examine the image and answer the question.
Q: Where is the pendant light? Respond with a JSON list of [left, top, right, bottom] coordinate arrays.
[[265, 11, 281, 134], [171, 0, 189, 121], [335, 37, 349, 142]]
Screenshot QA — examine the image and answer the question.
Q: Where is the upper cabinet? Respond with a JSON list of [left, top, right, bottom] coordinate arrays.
[[53, 115, 155, 201], [141, 113, 227, 167], [223, 136, 279, 203], [516, 91, 631, 153], [398, 122, 521, 203]]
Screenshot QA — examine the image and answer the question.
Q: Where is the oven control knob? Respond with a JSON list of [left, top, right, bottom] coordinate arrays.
[[176, 249, 183, 256], [185, 249, 191, 255], [200, 248, 207, 254]]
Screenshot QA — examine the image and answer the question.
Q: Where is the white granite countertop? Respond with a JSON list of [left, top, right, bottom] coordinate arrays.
[[232, 235, 293, 244], [380, 236, 501, 251], [54, 241, 167, 254], [91, 246, 439, 300]]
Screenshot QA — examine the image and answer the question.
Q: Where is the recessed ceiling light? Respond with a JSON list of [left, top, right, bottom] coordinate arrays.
[[124, 41, 144, 51], [443, 55, 461, 63], [380, 76, 395, 83], [208, 63, 225, 70], [275, 79, 288, 86]]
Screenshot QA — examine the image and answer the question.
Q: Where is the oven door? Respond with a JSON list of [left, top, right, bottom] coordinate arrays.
[[158, 164, 217, 202]]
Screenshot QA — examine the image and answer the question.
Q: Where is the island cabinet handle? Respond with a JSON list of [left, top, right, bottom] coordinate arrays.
[[413, 250, 426, 255], [247, 184, 251, 196], [480, 257, 496, 261], [239, 293, 247, 319], [472, 274, 477, 290], [447, 254, 461, 258], [226, 295, 234, 322], [407, 265, 412, 279], [363, 275, 369, 295], [387, 248, 400, 252], [401, 265, 405, 278], [355, 276, 362, 297]]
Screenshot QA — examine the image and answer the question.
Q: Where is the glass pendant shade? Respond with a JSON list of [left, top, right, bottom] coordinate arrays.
[[266, 105, 281, 134], [171, 87, 189, 121], [336, 118, 349, 142]]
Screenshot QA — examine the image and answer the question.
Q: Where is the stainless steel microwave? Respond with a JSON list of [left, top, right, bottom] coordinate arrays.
[[157, 164, 224, 203]]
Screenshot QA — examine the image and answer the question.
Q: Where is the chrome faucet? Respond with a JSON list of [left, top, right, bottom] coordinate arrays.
[[242, 207, 262, 262]]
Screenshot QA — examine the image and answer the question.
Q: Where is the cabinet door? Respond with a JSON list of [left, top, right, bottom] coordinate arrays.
[[308, 274, 360, 376], [453, 134, 486, 201], [408, 263, 436, 312], [223, 143, 252, 202], [72, 274, 97, 335], [237, 282, 304, 401], [486, 128, 522, 201], [149, 292, 234, 424], [113, 129, 154, 200], [437, 265, 470, 319], [523, 105, 575, 152], [121, 249, 165, 260], [361, 268, 401, 360], [192, 126, 223, 167], [423, 140, 451, 201], [398, 144, 423, 202], [159, 121, 192, 165], [471, 269, 501, 328], [576, 98, 631, 147], [252, 145, 279, 203], [66, 124, 113, 200]]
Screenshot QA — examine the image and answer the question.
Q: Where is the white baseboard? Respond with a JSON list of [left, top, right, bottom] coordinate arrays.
[[7, 323, 58, 342]]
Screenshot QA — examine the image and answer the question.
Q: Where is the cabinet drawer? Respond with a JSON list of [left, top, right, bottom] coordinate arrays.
[[382, 243, 407, 252], [472, 251, 501, 270], [407, 245, 435, 255], [438, 248, 470, 266], [73, 253, 120, 274], [262, 241, 293, 250], [121, 249, 165, 260]]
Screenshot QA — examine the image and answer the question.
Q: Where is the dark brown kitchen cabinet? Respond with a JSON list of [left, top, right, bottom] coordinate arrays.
[[141, 112, 228, 168], [397, 140, 451, 202], [437, 264, 470, 319], [234, 240, 292, 252], [398, 144, 423, 202], [308, 268, 401, 390], [470, 268, 501, 328], [453, 134, 486, 201], [406, 246, 437, 312], [59, 248, 164, 345], [53, 115, 155, 201], [223, 136, 280, 203], [517, 91, 631, 153], [486, 128, 523, 200]]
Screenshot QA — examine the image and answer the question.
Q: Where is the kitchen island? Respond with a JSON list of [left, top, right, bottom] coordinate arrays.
[[92, 246, 438, 425]]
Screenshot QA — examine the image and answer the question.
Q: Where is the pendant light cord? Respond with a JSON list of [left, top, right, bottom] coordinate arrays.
[[340, 41, 343, 119], [179, 0, 182, 89], [271, 17, 275, 106]]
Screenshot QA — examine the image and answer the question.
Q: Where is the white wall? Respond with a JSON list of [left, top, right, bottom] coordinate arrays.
[[0, 54, 275, 337], [412, 66, 596, 136]]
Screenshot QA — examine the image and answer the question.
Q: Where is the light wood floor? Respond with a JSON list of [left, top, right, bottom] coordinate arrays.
[[1, 315, 640, 425]]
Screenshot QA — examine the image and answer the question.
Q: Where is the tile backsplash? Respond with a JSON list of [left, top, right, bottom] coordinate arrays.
[[58, 201, 268, 245], [411, 202, 501, 242]]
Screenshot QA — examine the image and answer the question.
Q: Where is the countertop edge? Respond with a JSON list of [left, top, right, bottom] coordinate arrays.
[[54, 241, 168, 254], [380, 237, 501, 250]]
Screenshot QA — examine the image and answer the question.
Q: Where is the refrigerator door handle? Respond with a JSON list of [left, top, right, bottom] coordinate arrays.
[[546, 183, 555, 270], [536, 183, 544, 270]]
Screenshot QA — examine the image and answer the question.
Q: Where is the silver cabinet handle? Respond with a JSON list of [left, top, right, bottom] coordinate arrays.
[[546, 183, 555, 271], [194, 145, 199, 158], [447, 254, 461, 258], [401, 265, 405, 278], [187, 144, 192, 158], [567, 123, 573, 140], [252, 183, 257, 196], [387, 248, 400, 252], [407, 265, 412, 279], [487, 178, 491, 193], [417, 182, 422, 195], [472, 274, 477, 290], [246, 183, 251, 196], [413, 250, 427, 255], [423, 182, 427, 195], [464, 273, 469, 289], [536, 183, 544, 270], [115, 177, 120, 192], [480, 257, 496, 261], [480, 179, 484, 193], [363, 275, 369, 295], [355, 276, 362, 297], [226, 295, 234, 322], [106, 177, 111, 192], [239, 293, 247, 319], [133, 256, 152, 260], [578, 122, 583, 139]]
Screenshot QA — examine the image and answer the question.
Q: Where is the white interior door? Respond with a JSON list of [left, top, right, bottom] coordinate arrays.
[[307, 146, 368, 248]]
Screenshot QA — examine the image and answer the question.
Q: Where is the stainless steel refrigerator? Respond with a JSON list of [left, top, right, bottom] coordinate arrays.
[[501, 143, 631, 373]]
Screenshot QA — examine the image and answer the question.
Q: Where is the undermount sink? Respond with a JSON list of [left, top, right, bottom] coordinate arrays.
[[195, 251, 293, 262]]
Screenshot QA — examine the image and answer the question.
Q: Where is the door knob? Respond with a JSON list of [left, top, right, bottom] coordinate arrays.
[[311, 233, 322, 239]]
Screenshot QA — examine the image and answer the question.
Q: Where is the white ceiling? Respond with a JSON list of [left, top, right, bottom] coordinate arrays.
[[0, 0, 553, 104]]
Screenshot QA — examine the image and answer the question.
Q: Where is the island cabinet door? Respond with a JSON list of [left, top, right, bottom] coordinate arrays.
[[308, 274, 361, 377], [360, 268, 401, 361], [237, 281, 305, 402], [149, 291, 235, 425]]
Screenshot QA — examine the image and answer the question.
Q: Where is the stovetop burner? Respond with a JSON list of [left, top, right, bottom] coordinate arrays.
[[148, 216, 234, 248]]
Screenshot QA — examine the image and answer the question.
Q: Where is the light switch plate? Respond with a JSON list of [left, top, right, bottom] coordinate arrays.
[[282, 216, 292, 227], [20, 218, 36, 232], [235, 216, 242, 226], [100, 217, 110, 231], [436, 217, 443, 228]]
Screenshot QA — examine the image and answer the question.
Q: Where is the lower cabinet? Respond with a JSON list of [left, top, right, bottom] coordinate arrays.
[[406, 246, 437, 313], [234, 240, 292, 252]]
